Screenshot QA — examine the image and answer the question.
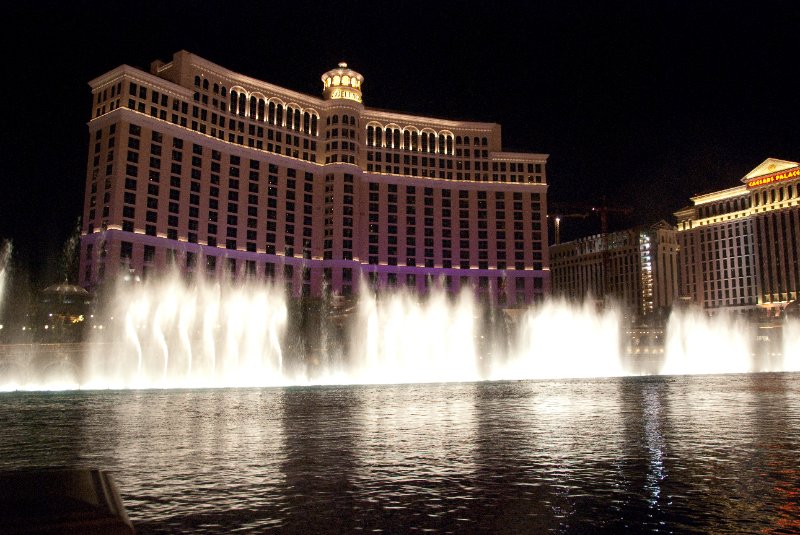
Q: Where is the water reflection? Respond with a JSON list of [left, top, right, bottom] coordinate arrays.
[[748, 373, 800, 534], [78, 390, 290, 532], [0, 374, 799, 533], [641, 384, 665, 512], [351, 383, 479, 532], [278, 386, 360, 532], [655, 374, 800, 532]]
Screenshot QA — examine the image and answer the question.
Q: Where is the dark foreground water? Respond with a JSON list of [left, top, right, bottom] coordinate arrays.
[[1, 374, 799, 534]]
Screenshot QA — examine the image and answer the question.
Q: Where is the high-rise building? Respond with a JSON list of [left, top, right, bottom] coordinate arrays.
[[80, 51, 550, 305], [549, 221, 680, 318], [674, 158, 800, 312]]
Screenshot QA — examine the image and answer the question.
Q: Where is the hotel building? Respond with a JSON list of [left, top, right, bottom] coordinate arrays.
[[674, 158, 800, 312], [549, 221, 680, 318], [79, 50, 549, 305]]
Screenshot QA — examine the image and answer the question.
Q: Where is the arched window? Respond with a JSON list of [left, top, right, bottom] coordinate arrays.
[[332, 115, 339, 124], [303, 112, 310, 133], [238, 93, 246, 117], [202, 79, 209, 90], [411, 131, 418, 151], [403, 131, 411, 149], [221, 86, 227, 97], [464, 136, 470, 145], [367, 126, 374, 145], [439, 134, 446, 154], [213, 83, 219, 94], [311, 114, 318, 135], [446, 136, 453, 154], [258, 99, 265, 121], [250, 96, 257, 118], [393, 129, 400, 148], [286, 107, 294, 129], [268, 102, 276, 124], [276, 104, 283, 125], [375, 128, 382, 147], [421, 133, 428, 152], [230, 90, 238, 114], [294, 109, 301, 131], [194, 76, 201, 87]]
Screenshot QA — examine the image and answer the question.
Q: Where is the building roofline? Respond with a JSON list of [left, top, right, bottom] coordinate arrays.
[[690, 185, 748, 204], [152, 51, 518, 131], [89, 65, 193, 100]]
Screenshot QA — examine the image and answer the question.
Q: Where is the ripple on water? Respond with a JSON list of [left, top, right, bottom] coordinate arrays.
[[0, 375, 799, 533]]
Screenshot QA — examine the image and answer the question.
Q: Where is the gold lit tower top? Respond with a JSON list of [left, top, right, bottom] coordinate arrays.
[[321, 62, 364, 103]]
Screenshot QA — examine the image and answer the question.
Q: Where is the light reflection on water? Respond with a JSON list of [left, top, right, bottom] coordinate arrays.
[[0, 374, 799, 533]]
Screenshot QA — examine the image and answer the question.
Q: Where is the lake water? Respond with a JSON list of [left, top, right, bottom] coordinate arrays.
[[1, 373, 799, 533]]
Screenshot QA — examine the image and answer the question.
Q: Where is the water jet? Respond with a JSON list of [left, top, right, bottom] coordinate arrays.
[[1, 271, 798, 391]]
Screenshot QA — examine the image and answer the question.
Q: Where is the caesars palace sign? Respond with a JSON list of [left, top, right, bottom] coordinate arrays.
[[746, 167, 800, 189]]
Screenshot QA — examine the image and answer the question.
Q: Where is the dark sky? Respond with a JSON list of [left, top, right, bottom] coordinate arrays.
[[3, 1, 799, 286]]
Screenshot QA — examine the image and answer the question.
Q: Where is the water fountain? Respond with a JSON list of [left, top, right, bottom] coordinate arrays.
[[82, 272, 288, 390], [0, 240, 10, 320], [0, 270, 798, 391]]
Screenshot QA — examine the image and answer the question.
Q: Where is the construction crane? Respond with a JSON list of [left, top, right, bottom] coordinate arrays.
[[548, 201, 594, 246], [549, 212, 589, 245], [549, 199, 633, 242], [549, 199, 633, 303], [591, 199, 634, 235]]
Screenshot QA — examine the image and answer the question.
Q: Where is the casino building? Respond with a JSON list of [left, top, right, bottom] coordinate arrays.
[[79, 50, 550, 305], [549, 221, 680, 319], [674, 158, 800, 312]]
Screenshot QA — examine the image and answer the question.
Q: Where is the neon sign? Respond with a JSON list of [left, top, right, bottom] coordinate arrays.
[[747, 167, 800, 188]]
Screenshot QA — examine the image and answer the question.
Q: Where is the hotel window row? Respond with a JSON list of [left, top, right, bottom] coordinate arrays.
[[675, 158, 800, 311], [81, 51, 550, 305]]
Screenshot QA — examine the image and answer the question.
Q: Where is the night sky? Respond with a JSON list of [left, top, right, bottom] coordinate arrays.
[[3, 1, 799, 286]]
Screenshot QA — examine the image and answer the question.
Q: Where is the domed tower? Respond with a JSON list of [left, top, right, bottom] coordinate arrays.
[[320, 62, 363, 165], [321, 62, 364, 103]]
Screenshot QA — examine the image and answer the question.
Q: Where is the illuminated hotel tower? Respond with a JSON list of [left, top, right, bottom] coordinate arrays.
[[549, 221, 680, 318], [675, 158, 800, 312], [80, 51, 550, 305]]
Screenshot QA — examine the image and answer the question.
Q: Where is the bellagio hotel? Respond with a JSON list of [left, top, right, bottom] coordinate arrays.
[[80, 50, 550, 305]]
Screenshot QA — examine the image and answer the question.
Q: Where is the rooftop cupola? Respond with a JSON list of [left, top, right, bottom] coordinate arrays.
[[321, 62, 364, 103]]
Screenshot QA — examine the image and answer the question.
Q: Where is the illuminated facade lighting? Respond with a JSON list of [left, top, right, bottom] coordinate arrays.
[[675, 158, 800, 311], [549, 221, 680, 318], [79, 51, 550, 305]]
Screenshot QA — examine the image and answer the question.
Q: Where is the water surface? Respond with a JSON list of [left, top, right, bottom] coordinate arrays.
[[1, 374, 799, 533]]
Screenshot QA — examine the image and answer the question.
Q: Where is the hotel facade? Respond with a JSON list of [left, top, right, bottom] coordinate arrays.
[[674, 158, 800, 312], [549, 221, 680, 318], [79, 51, 550, 305]]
